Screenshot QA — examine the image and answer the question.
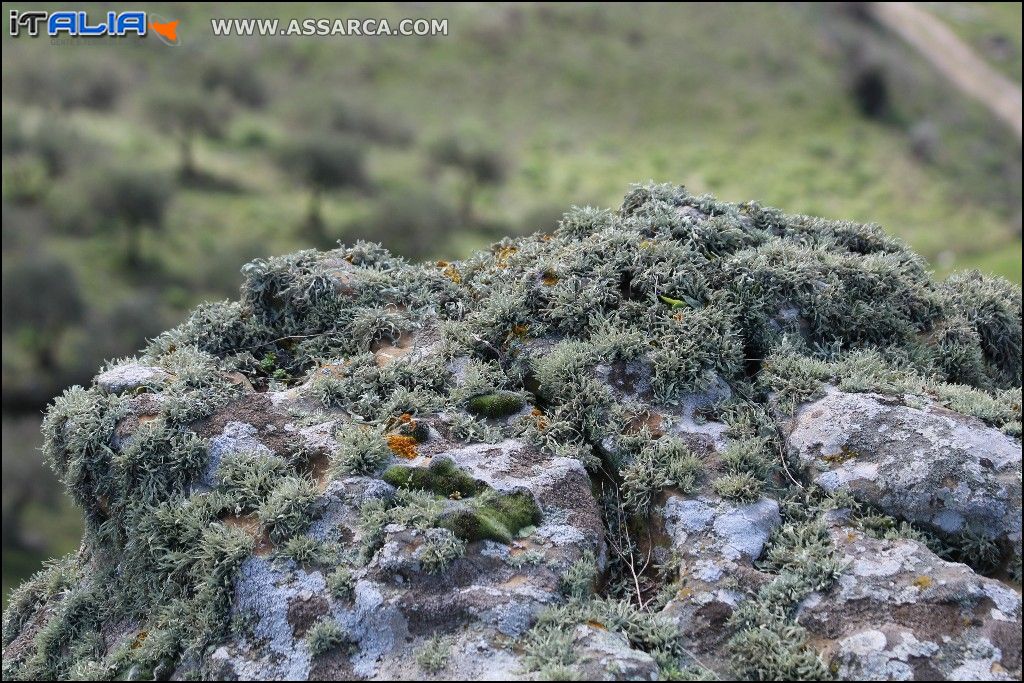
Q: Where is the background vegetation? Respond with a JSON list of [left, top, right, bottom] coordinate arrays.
[[2, 1, 1021, 607]]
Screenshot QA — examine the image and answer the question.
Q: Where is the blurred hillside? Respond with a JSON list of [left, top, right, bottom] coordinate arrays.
[[2, 2, 1021, 607]]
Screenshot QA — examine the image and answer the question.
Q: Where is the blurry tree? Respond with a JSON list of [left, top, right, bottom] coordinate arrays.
[[1, 251, 84, 371], [322, 96, 414, 147], [200, 58, 267, 108], [147, 89, 231, 179], [277, 134, 368, 245], [90, 167, 173, 268], [428, 133, 507, 225], [1, 417, 59, 552], [5, 56, 125, 111], [349, 188, 459, 260]]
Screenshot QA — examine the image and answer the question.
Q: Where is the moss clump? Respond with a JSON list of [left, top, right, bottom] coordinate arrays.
[[439, 490, 541, 543], [383, 457, 540, 543], [466, 391, 526, 418], [416, 634, 452, 673], [382, 457, 482, 499]]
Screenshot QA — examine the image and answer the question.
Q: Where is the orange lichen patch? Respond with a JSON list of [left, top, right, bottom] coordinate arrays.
[[539, 233, 553, 241], [494, 245, 518, 268], [505, 324, 530, 344], [386, 433, 419, 459], [541, 272, 559, 286], [436, 260, 462, 284], [222, 513, 273, 556], [586, 620, 608, 631], [371, 331, 415, 367], [131, 630, 148, 650], [531, 407, 548, 431], [913, 575, 933, 589]]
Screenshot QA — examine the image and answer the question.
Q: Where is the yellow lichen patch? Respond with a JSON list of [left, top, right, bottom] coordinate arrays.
[[131, 630, 149, 650], [912, 575, 933, 589], [531, 407, 548, 431], [494, 245, 518, 268], [505, 324, 530, 344], [436, 260, 462, 284], [823, 446, 860, 464], [676, 586, 694, 601], [387, 433, 419, 459]]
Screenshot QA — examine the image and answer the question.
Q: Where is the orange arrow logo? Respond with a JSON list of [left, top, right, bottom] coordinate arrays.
[[149, 19, 178, 42]]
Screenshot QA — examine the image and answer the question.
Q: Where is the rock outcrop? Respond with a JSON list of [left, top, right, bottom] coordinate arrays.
[[2, 184, 1021, 681]]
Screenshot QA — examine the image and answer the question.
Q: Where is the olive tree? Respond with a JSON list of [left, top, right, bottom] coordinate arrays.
[[147, 89, 231, 179], [2, 250, 84, 371], [428, 132, 507, 226], [91, 167, 173, 268], [277, 134, 368, 244]]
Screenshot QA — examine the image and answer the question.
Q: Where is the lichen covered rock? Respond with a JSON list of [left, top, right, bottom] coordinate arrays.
[[2, 184, 1021, 681]]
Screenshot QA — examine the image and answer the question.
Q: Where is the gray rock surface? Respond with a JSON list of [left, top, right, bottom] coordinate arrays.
[[799, 524, 1022, 681], [95, 363, 171, 394], [787, 388, 1022, 561]]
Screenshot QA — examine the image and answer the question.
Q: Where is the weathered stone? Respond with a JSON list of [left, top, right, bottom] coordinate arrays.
[[799, 526, 1022, 681], [787, 388, 1022, 560], [95, 363, 171, 394]]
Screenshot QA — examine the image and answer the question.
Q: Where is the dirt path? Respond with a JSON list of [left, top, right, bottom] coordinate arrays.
[[868, 2, 1022, 140]]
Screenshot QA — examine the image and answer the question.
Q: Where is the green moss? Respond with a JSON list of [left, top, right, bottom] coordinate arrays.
[[382, 457, 482, 499], [466, 391, 527, 418], [384, 458, 540, 543], [439, 490, 541, 543]]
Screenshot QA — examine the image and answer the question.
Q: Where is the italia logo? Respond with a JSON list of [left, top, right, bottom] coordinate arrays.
[[8, 9, 180, 45]]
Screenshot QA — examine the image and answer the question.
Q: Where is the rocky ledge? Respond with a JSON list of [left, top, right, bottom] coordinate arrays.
[[2, 184, 1021, 681]]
